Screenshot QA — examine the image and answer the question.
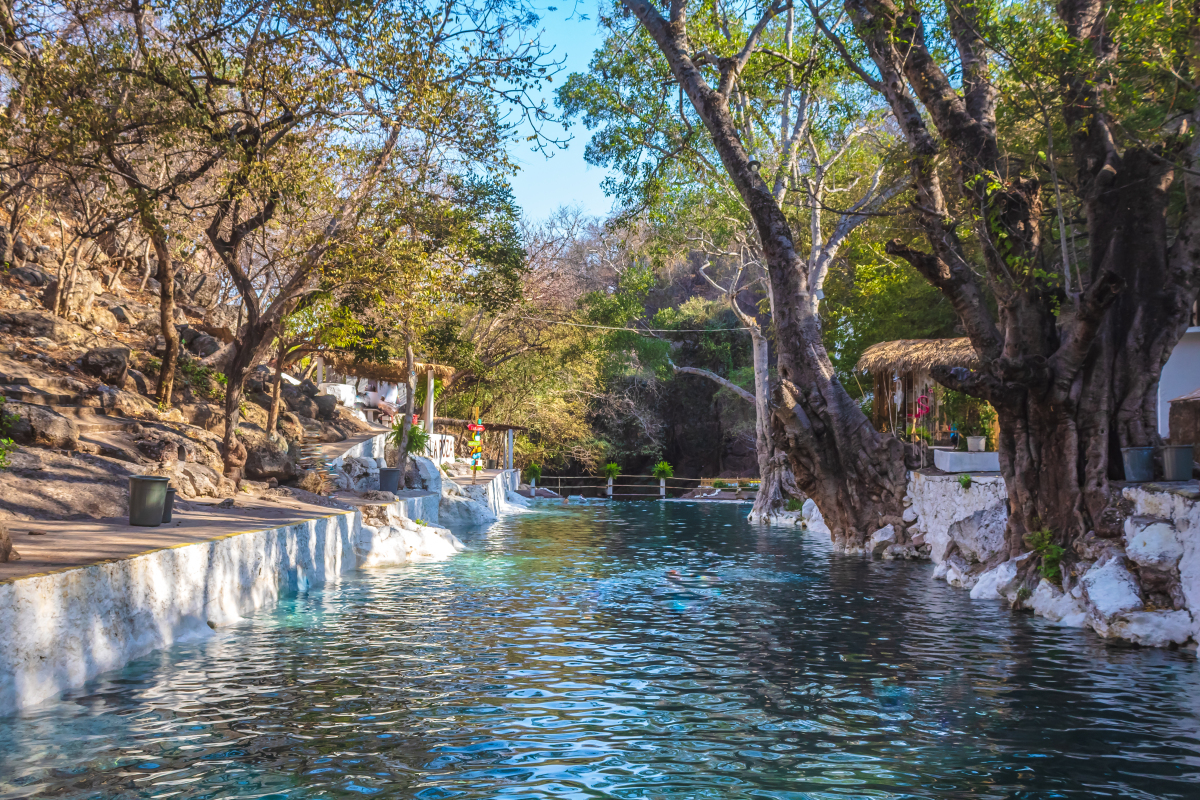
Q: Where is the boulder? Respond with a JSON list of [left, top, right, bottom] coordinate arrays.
[[41, 271, 102, 314], [969, 559, 1020, 600], [0, 446, 145, 520], [188, 334, 221, 357], [0, 522, 18, 563], [108, 304, 141, 325], [9, 265, 51, 287], [868, 524, 896, 555], [80, 346, 131, 385], [137, 437, 187, 464], [12, 235, 32, 262], [6, 402, 80, 449], [338, 455, 378, 491], [1030, 579, 1088, 626], [299, 378, 320, 397], [95, 385, 157, 419], [0, 309, 87, 343], [439, 491, 498, 527], [137, 315, 161, 335], [244, 436, 297, 481], [85, 306, 119, 331], [1080, 556, 1144, 621], [1123, 516, 1184, 571], [1097, 610, 1195, 648], [281, 384, 320, 418], [314, 393, 338, 419], [123, 368, 152, 396], [944, 504, 1007, 563], [411, 455, 443, 495]]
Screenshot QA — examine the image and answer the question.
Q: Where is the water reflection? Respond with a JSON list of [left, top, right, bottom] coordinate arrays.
[[1, 502, 1197, 798]]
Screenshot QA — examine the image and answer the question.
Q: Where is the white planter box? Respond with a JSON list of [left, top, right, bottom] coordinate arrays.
[[934, 448, 1001, 473]]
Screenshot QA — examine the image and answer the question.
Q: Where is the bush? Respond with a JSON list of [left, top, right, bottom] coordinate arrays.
[[1025, 528, 1066, 584], [651, 460, 673, 479], [603, 462, 620, 479], [712, 479, 729, 489], [785, 498, 804, 512]]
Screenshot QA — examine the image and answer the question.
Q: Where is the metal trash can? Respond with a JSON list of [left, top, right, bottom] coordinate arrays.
[[1162, 445, 1194, 481], [379, 468, 402, 493], [1120, 447, 1155, 483], [129, 476, 169, 526]]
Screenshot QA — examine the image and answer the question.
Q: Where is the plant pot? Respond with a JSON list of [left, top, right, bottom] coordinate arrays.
[[128, 476, 169, 527], [1121, 446, 1155, 483], [1162, 445, 1194, 481], [966, 436, 987, 453], [378, 468, 402, 493], [161, 487, 177, 523]]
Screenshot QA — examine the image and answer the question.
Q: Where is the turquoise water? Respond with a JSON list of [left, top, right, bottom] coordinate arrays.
[[1, 502, 1198, 799]]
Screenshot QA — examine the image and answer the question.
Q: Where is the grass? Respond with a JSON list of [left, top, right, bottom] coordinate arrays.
[[785, 498, 804, 512]]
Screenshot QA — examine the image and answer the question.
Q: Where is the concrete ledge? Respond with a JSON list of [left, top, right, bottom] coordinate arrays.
[[934, 449, 1000, 473]]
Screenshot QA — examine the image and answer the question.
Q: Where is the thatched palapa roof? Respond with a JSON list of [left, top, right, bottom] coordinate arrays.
[[855, 338, 979, 374], [323, 352, 457, 383]]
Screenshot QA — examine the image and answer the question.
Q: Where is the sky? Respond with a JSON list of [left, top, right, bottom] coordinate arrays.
[[507, 5, 614, 223]]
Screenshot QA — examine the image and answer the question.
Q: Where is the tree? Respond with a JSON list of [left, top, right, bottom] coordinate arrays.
[[561, 1, 916, 545], [814, 0, 1199, 562]]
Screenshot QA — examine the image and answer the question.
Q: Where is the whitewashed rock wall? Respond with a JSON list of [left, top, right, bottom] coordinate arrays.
[[905, 472, 1007, 564]]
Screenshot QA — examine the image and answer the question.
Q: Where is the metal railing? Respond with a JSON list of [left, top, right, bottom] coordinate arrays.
[[532, 474, 760, 499]]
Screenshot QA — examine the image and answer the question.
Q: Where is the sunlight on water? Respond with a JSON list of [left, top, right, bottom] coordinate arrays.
[[1, 502, 1198, 798]]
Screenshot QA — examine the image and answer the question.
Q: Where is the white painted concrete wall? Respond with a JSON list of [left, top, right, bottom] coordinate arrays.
[[1158, 327, 1200, 438]]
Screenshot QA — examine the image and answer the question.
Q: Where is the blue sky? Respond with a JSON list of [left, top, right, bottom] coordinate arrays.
[[507, 4, 614, 222]]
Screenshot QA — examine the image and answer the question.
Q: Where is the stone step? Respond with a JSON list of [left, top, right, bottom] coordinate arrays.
[[0, 384, 86, 406]]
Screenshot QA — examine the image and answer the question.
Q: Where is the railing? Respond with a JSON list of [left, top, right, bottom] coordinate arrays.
[[533, 474, 760, 500]]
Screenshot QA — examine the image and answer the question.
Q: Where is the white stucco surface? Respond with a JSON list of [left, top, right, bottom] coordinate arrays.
[[1158, 327, 1200, 437]]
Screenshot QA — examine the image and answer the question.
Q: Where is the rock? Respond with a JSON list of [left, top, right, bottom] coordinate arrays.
[[123, 368, 152, 396], [12, 236, 31, 262], [136, 315, 161, 335], [902, 505, 917, 523], [910, 532, 926, 546], [244, 436, 297, 481], [172, 461, 227, 498], [360, 490, 397, 502], [10, 265, 51, 287], [176, 269, 221, 307], [411, 455, 443, 495], [969, 559, 1019, 600], [96, 386, 157, 419], [299, 379, 320, 397], [80, 346, 131, 384], [137, 437, 187, 464], [1097, 610, 1195, 648], [108, 304, 139, 325], [338, 455, 378, 491], [1123, 516, 1183, 571], [868, 524, 896, 555], [0, 446, 146, 520], [6, 403, 80, 450], [85, 305, 118, 331], [176, 324, 201, 345], [217, 497, 236, 509], [1080, 557, 1144, 621], [1030, 579, 1088, 626], [0, 309, 87, 343], [0, 523, 18, 562], [945, 504, 1007, 563], [41, 271, 101, 314], [439, 491, 498, 527], [281, 384, 320, 418], [28, 337, 58, 350], [178, 402, 223, 432], [188, 334, 221, 357], [314, 393, 338, 419]]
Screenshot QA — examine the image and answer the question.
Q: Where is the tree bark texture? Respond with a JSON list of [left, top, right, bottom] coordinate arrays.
[[842, 0, 1200, 563], [150, 231, 179, 407], [267, 335, 287, 438], [622, 0, 915, 549]]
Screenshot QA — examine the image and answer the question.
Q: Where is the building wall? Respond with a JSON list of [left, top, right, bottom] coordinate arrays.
[[1159, 327, 1200, 438]]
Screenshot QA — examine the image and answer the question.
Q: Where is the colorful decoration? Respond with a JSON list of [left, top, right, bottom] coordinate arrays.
[[469, 418, 485, 476]]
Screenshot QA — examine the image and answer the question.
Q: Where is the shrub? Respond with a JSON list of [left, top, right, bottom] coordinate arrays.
[[785, 498, 804, 512], [1025, 528, 1066, 584], [603, 462, 620, 479], [958, 474, 973, 490], [387, 421, 431, 456], [712, 479, 729, 489], [651, 460, 673, 479], [525, 463, 542, 482]]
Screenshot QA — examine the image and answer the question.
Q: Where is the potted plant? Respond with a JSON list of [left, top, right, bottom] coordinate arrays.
[[525, 463, 542, 489], [603, 462, 620, 497], [652, 460, 673, 498], [382, 420, 431, 492], [959, 421, 987, 453]]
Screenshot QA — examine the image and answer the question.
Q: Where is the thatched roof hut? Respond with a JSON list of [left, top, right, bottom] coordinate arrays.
[[323, 352, 457, 384], [854, 338, 978, 375], [854, 338, 982, 441]]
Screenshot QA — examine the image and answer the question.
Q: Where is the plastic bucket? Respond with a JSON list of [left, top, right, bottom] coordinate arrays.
[[129, 476, 169, 526], [1121, 447, 1155, 483], [378, 468, 402, 493], [161, 488, 177, 523], [1162, 445, 1194, 481]]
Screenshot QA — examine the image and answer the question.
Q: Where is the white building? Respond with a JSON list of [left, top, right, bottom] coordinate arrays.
[[1158, 301, 1200, 439]]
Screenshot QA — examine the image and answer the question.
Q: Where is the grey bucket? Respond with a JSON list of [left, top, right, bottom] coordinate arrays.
[[378, 468, 402, 493], [161, 487, 177, 523], [129, 476, 169, 526], [1162, 445, 1194, 481], [1121, 447, 1155, 483]]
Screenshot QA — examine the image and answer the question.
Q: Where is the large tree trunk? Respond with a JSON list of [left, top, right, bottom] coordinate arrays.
[[623, 0, 915, 549], [150, 232, 179, 407]]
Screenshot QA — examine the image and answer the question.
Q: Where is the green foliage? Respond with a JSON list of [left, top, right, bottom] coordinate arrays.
[[651, 460, 673, 479], [958, 474, 973, 490], [524, 463, 542, 483], [1025, 528, 1066, 584], [179, 360, 224, 403], [414, 519, 426, 526], [388, 421, 431, 457], [712, 479, 729, 489], [785, 498, 804, 512], [603, 463, 620, 479], [0, 397, 17, 469]]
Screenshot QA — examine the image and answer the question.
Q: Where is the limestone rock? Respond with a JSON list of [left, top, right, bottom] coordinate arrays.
[[0, 309, 87, 343], [96, 385, 157, 419], [970, 559, 1019, 600], [6, 402, 80, 449], [1123, 516, 1183, 571], [10, 265, 51, 287], [1096, 610, 1195, 648], [868, 524, 896, 555], [945, 504, 1007, 563], [902, 505, 917, 523], [1030, 579, 1088, 626], [439, 491, 498, 527], [171, 461, 228, 498], [108, 304, 141, 325], [81, 346, 131, 384], [299, 378, 320, 397], [85, 305, 119, 331], [0, 446, 145, 519], [411, 455, 443, 495], [244, 436, 297, 481], [1080, 557, 1144, 621], [123, 368, 152, 396]]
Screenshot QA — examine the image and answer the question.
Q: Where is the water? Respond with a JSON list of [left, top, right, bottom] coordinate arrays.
[[2, 503, 1198, 799]]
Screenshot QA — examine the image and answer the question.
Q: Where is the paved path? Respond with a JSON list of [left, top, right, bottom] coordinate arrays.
[[0, 495, 348, 584]]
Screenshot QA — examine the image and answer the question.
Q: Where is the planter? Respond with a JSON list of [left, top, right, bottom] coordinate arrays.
[[161, 488, 177, 523], [966, 436, 987, 453], [1162, 445, 1195, 481], [128, 476, 169, 527], [1121, 447, 1155, 483], [378, 467, 402, 493]]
